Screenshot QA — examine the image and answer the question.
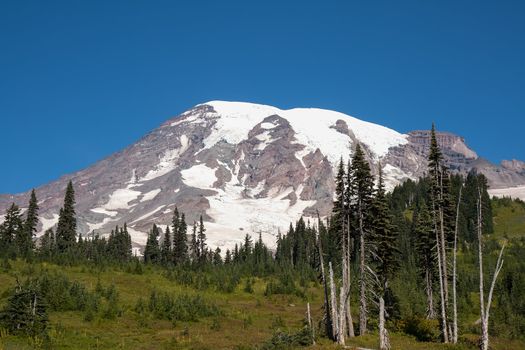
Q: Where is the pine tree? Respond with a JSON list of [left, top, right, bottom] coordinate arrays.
[[372, 166, 399, 350], [224, 249, 232, 264], [190, 221, 198, 262], [161, 226, 171, 265], [0, 282, 48, 337], [414, 202, 437, 319], [56, 181, 77, 253], [197, 215, 207, 263], [213, 247, 222, 265], [173, 211, 188, 265], [144, 224, 160, 264], [349, 143, 375, 335], [0, 203, 23, 257], [428, 124, 450, 342], [19, 189, 39, 258]]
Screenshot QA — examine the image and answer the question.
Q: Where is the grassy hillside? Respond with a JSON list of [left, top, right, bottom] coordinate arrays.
[[0, 260, 523, 349], [492, 197, 525, 239], [1, 197, 525, 349]]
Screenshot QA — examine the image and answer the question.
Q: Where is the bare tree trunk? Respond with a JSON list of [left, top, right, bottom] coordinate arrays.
[[316, 214, 333, 340], [425, 269, 436, 319], [432, 183, 448, 343], [329, 262, 340, 341], [346, 216, 355, 338], [307, 302, 316, 345], [358, 200, 367, 335], [379, 296, 390, 350], [477, 191, 506, 350], [438, 170, 449, 340], [452, 185, 463, 343], [477, 190, 486, 350]]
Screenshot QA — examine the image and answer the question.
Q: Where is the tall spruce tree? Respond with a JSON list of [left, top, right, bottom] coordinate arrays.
[[0, 203, 23, 257], [173, 210, 188, 265], [428, 124, 451, 342], [161, 226, 171, 265], [190, 221, 198, 262], [197, 215, 207, 263], [349, 143, 375, 335], [414, 202, 437, 319], [19, 189, 39, 257], [55, 181, 77, 253], [144, 224, 160, 264], [372, 166, 399, 350]]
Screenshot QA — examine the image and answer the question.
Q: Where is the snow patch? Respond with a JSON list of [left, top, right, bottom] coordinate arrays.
[[141, 189, 161, 202], [254, 131, 273, 151], [39, 214, 60, 236], [131, 205, 166, 224], [127, 227, 148, 246], [181, 164, 217, 188], [90, 207, 118, 217], [489, 186, 525, 201], [260, 122, 276, 129], [103, 187, 141, 210], [382, 164, 413, 191]]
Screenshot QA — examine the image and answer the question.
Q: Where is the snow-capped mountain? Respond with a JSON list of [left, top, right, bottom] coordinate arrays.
[[1, 101, 524, 251]]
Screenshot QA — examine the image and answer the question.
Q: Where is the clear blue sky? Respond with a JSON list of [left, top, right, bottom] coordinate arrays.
[[1, 0, 524, 193]]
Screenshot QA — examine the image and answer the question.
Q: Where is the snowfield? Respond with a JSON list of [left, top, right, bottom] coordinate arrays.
[[199, 101, 408, 163], [489, 186, 525, 201]]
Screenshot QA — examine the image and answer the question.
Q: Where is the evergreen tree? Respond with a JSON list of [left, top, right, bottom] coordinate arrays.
[[197, 215, 207, 263], [0, 282, 48, 337], [144, 224, 160, 264], [0, 203, 23, 258], [19, 189, 39, 257], [414, 202, 437, 319], [329, 158, 346, 260], [349, 143, 375, 335], [213, 247, 222, 265], [173, 211, 188, 265], [224, 249, 232, 264], [161, 226, 171, 265], [373, 166, 399, 282], [372, 166, 399, 350], [55, 181, 77, 253], [190, 221, 198, 262]]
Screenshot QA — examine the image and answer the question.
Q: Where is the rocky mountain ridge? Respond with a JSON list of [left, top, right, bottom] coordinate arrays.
[[1, 101, 524, 251]]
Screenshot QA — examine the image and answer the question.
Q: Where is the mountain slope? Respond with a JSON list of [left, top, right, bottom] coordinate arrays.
[[1, 101, 524, 251]]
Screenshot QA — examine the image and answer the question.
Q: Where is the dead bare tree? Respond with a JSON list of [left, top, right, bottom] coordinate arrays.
[[477, 190, 505, 350], [452, 184, 463, 343]]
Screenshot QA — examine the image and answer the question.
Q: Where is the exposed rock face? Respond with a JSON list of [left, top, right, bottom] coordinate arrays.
[[0, 101, 523, 250]]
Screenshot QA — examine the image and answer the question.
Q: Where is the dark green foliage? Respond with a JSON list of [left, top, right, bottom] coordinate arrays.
[[161, 225, 172, 265], [106, 224, 132, 262], [18, 190, 39, 258], [259, 326, 314, 350], [372, 166, 399, 285], [144, 224, 161, 264], [172, 210, 188, 265], [55, 181, 77, 253], [404, 316, 440, 342], [0, 203, 23, 258], [0, 281, 48, 337], [197, 215, 207, 263], [264, 272, 305, 298], [142, 289, 220, 322]]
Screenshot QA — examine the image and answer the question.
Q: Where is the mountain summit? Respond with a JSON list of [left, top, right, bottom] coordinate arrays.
[[1, 101, 524, 251]]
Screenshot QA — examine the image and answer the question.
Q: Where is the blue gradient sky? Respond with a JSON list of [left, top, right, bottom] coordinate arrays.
[[1, 0, 524, 193]]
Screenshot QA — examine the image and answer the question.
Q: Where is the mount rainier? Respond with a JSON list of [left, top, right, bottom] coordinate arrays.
[[1, 101, 524, 252]]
